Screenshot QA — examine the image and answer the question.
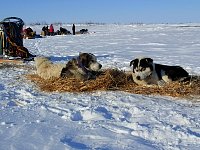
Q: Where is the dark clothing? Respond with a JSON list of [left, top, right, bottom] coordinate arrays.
[[72, 24, 75, 35], [42, 26, 49, 36]]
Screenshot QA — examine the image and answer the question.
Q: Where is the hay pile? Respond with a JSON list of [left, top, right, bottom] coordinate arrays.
[[26, 69, 200, 98], [26, 69, 128, 92]]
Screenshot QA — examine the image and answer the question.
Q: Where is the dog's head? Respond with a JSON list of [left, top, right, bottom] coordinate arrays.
[[78, 53, 102, 71], [130, 57, 153, 80]]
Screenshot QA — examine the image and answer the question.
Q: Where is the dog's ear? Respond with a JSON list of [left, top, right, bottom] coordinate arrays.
[[145, 58, 153, 64], [130, 60, 134, 67], [130, 58, 138, 67]]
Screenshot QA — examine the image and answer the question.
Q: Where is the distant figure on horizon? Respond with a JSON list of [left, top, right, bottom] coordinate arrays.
[[49, 24, 54, 36], [42, 26, 49, 36], [72, 24, 75, 35]]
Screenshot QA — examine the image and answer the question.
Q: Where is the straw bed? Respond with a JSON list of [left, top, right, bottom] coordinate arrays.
[[26, 69, 200, 98]]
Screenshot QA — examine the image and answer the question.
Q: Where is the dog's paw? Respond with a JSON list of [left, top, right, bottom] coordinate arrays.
[[87, 72, 96, 80], [157, 80, 166, 86]]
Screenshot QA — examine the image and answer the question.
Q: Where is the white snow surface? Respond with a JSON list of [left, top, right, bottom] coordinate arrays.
[[1, 24, 200, 150]]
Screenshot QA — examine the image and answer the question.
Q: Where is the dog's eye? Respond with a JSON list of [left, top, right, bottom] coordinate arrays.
[[135, 69, 139, 72], [141, 68, 146, 71], [90, 60, 95, 63]]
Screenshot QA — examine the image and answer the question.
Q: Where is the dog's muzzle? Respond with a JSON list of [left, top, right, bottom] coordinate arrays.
[[136, 73, 152, 80], [89, 63, 102, 71]]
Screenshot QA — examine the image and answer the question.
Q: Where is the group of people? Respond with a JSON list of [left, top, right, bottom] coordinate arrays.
[[41, 24, 55, 36], [42, 24, 76, 36], [24, 24, 89, 38]]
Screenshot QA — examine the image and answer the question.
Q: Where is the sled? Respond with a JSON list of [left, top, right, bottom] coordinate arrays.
[[0, 17, 36, 60]]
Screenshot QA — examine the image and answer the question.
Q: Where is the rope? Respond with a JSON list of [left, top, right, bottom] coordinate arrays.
[[6, 37, 28, 57]]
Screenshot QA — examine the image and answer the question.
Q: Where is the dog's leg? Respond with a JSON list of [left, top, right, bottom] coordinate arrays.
[[157, 80, 166, 87], [179, 76, 191, 83]]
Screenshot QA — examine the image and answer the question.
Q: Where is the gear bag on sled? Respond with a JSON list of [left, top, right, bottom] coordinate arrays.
[[0, 17, 35, 60]]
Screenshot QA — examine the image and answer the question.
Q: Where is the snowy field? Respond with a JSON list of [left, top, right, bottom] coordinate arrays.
[[0, 24, 200, 150]]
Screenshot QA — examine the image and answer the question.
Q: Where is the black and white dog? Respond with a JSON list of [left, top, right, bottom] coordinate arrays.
[[34, 53, 102, 80], [130, 57, 189, 86]]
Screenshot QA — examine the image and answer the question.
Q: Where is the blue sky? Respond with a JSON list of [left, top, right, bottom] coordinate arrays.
[[0, 0, 200, 24]]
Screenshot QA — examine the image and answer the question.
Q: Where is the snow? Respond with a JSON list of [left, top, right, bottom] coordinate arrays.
[[1, 24, 200, 150]]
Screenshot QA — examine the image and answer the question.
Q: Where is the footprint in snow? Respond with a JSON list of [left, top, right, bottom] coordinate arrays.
[[1, 121, 16, 127], [95, 106, 113, 120], [60, 137, 90, 149], [70, 111, 83, 121], [0, 84, 5, 91]]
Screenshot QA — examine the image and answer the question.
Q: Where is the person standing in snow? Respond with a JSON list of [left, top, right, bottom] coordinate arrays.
[[72, 24, 75, 35], [49, 24, 54, 36]]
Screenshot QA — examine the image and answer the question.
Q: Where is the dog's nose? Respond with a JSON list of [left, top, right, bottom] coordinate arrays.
[[136, 76, 141, 80]]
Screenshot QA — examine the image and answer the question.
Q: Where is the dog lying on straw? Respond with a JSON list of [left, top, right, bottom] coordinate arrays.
[[34, 53, 102, 80], [130, 57, 189, 86]]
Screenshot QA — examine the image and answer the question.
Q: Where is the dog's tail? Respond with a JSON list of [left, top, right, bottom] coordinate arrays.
[[179, 75, 200, 84]]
